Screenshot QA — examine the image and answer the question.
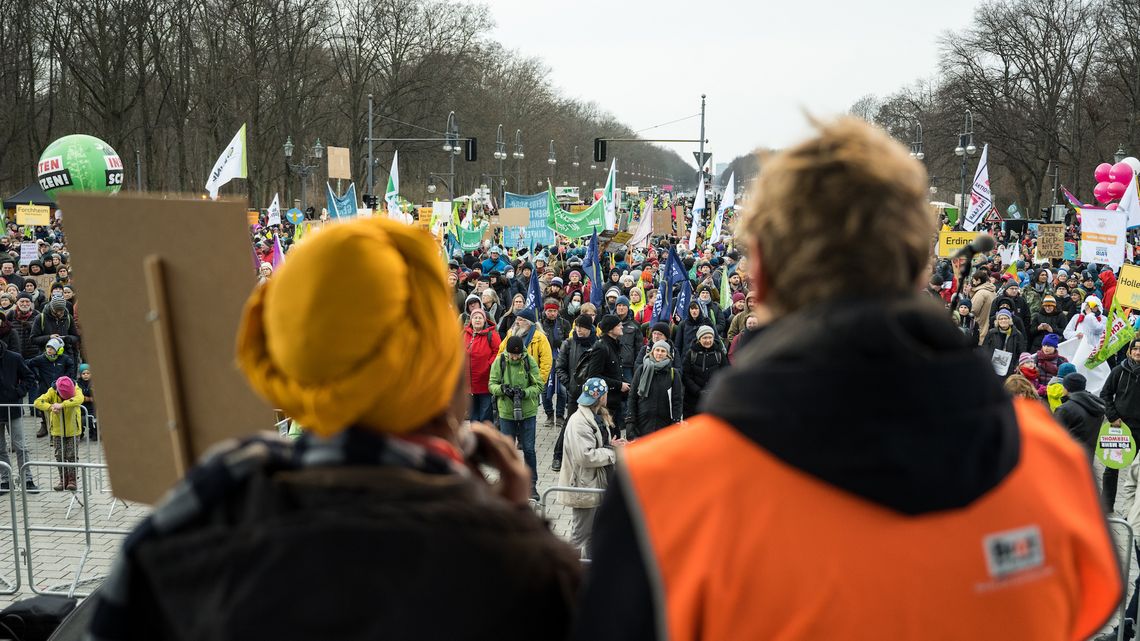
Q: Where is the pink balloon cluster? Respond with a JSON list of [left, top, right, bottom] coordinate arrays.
[[1094, 160, 1138, 203]]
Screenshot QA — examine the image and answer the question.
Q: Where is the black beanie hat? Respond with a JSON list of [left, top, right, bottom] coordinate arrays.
[[598, 314, 620, 333], [505, 336, 525, 355], [651, 322, 671, 337]]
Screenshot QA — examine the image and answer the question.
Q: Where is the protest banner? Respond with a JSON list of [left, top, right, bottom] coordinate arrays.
[[18, 243, 38, 266], [504, 192, 555, 248], [1080, 208, 1127, 268], [1064, 241, 1078, 261], [30, 274, 54, 292], [936, 231, 978, 257], [1037, 224, 1064, 259]]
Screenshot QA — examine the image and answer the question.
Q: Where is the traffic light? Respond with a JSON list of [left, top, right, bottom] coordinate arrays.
[[464, 138, 477, 162], [594, 138, 607, 163]]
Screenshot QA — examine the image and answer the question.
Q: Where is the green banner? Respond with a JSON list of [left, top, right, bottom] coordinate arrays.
[[1086, 296, 1136, 368], [548, 187, 606, 238], [456, 222, 488, 251]]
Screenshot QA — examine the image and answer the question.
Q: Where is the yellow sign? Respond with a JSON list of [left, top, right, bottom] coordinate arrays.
[[936, 231, 978, 257], [16, 205, 50, 226], [569, 205, 589, 213], [1117, 264, 1140, 308]]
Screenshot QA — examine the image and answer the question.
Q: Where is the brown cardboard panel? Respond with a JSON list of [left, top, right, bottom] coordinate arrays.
[[498, 208, 530, 227], [58, 194, 275, 504], [653, 209, 673, 235], [326, 146, 352, 180]]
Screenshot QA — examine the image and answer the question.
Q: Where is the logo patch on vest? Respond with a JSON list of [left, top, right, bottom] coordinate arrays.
[[983, 526, 1044, 579]]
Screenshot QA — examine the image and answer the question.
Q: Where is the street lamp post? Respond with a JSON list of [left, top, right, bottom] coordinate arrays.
[[1116, 146, 1128, 164], [284, 136, 324, 212], [512, 129, 524, 195], [492, 124, 507, 202], [439, 111, 461, 200], [909, 122, 924, 161], [954, 111, 977, 229], [547, 140, 557, 184], [572, 145, 580, 190]]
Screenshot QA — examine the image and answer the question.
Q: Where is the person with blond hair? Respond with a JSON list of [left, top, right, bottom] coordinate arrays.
[[89, 218, 580, 640], [575, 118, 1120, 641]]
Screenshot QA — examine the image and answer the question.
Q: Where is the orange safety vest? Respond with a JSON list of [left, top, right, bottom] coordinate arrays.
[[622, 399, 1121, 641]]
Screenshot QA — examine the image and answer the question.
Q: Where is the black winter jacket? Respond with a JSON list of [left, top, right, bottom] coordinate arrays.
[[583, 335, 624, 412], [30, 310, 80, 350], [26, 353, 76, 394], [982, 327, 1027, 377], [1100, 358, 1140, 424], [0, 349, 34, 406], [616, 314, 641, 370], [6, 310, 38, 360], [681, 342, 728, 417], [1029, 309, 1068, 351], [627, 361, 683, 438], [1054, 391, 1105, 453], [556, 334, 597, 399]]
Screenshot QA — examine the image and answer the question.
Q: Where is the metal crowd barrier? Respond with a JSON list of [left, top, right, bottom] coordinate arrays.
[[0, 462, 21, 596], [539, 486, 606, 561], [1109, 517, 1135, 641], [19, 461, 132, 598]]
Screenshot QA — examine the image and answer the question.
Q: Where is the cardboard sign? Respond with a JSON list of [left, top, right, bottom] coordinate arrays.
[[1117, 264, 1140, 308], [653, 209, 673, 235], [247, 210, 260, 226], [30, 273, 54, 292], [16, 205, 50, 226], [1081, 208, 1127, 268], [605, 231, 633, 252], [327, 146, 351, 180], [498, 207, 530, 227], [18, 243, 37, 266], [936, 231, 978, 257], [569, 205, 590, 213], [1037, 224, 1064, 259], [58, 194, 275, 504]]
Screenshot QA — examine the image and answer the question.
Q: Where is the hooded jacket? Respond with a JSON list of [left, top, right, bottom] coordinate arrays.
[[970, 281, 997, 344], [487, 352, 542, 420], [673, 309, 711, 365], [463, 324, 501, 395], [1100, 358, 1140, 425], [1054, 391, 1105, 453], [26, 352, 76, 394], [1099, 271, 1117, 312], [33, 385, 84, 437], [556, 333, 597, 399], [575, 297, 1120, 641]]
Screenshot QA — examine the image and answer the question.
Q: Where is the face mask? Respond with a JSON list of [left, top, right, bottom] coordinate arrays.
[[506, 270, 515, 279], [569, 302, 581, 313]]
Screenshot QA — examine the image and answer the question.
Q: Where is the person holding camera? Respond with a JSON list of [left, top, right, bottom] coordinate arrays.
[[490, 335, 544, 500]]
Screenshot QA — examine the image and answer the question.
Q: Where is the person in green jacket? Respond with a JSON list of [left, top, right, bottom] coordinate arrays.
[[489, 335, 543, 500]]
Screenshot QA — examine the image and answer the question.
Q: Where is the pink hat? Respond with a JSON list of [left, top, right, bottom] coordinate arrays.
[[55, 376, 76, 400]]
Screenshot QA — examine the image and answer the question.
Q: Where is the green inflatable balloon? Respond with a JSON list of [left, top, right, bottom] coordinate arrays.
[[37, 135, 123, 195]]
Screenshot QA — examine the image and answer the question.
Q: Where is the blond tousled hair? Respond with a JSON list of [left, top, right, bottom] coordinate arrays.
[[737, 117, 934, 315]]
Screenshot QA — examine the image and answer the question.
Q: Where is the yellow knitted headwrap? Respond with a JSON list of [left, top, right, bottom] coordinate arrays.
[[236, 217, 462, 436]]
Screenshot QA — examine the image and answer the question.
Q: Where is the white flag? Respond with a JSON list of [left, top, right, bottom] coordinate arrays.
[[1120, 173, 1140, 230], [962, 144, 991, 231], [205, 124, 247, 199], [603, 160, 617, 230], [629, 199, 654, 249], [385, 150, 400, 220], [266, 193, 281, 226], [688, 178, 706, 249], [709, 172, 735, 244]]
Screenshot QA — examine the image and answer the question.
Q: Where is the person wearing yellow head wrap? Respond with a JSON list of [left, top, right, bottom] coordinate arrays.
[[90, 217, 582, 641]]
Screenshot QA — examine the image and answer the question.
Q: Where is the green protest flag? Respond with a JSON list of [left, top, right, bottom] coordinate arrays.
[[455, 221, 488, 251], [720, 267, 731, 309], [547, 183, 606, 238], [1086, 295, 1136, 368]]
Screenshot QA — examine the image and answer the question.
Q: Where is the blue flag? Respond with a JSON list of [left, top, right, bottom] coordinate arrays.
[[664, 249, 688, 288], [672, 280, 693, 322], [651, 270, 670, 324], [583, 227, 604, 308], [522, 268, 543, 315]]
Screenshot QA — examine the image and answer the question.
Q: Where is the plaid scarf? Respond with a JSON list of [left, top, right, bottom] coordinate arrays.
[[87, 428, 469, 641]]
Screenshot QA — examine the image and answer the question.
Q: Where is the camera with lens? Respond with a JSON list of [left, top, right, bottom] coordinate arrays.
[[501, 385, 526, 421]]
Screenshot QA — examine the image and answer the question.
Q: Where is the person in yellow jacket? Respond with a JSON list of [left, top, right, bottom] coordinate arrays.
[[497, 308, 553, 385], [34, 376, 83, 491], [574, 118, 1121, 641]]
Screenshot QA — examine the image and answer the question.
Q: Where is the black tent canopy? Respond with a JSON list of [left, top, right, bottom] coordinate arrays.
[[3, 183, 55, 209]]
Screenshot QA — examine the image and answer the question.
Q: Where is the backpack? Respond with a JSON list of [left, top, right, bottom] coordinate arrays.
[[497, 352, 534, 387]]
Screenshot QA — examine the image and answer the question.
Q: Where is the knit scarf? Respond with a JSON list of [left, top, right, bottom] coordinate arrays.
[[520, 323, 537, 348], [638, 354, 673, 398], [89, 428, 468, 641]]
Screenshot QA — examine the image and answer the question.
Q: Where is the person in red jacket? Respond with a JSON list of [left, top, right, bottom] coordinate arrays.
[[464, 308, 501, 422], [1100, 270, 1117, 312]]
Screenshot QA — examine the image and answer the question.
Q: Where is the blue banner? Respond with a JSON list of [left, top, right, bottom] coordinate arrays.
[[504, 191, 555, 249], [1064, 241, 1078, 261], [326, 182, 358, 219]]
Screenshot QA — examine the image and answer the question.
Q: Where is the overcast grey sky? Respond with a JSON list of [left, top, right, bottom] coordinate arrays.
[[466, 0, 982, 169]]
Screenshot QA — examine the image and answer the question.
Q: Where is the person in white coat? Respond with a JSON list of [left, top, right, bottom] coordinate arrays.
[[559, 377, 625, 557], [1063, 295, 1112, 394]]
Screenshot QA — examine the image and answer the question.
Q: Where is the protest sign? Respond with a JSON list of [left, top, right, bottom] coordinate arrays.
[[498, 207, 530, 227], [58, 194, 274, 504], [653, 209, 673, 235], [1037, 224, 1064, 259], [1064, 241, 1078, 261], [16, 205, 50, 226], [504, 192, 554, 248], [936, 231, 978, 258], [247, 210, 260, 226], [1080, 208, 1127, 268], [18, 243, 38, 266], [605, 231, 633, 252], [30, 274, 54, 292], [326, 146, 351, 179], [1116, 264, 1140, 308], [1096, 421, 1136, 470]]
